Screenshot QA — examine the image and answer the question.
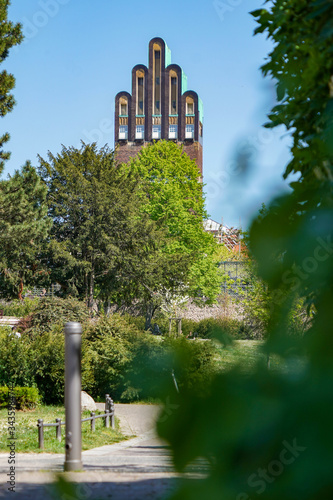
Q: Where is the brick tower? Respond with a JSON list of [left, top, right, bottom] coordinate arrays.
[[114, 37, 203, 177]]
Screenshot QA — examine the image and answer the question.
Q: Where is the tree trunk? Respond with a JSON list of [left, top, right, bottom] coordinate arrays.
[[88, 270, 95, 310], [18, 278, 23, 301], [104, 299, 111, 316], [145, 302, 156, 331], [84, 273, 88, 305]]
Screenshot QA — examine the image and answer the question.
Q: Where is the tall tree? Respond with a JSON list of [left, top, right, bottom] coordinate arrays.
[[123, 140, 222, 308], [38, 142, 176, 311], [0, 0, 23, 173], [0, 162, 51, 298]]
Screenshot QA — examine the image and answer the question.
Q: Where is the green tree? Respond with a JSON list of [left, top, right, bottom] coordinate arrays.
[[123, 141, 222, 312], [38, 142, 172, 310], [0, 163, 51, 298], [0, 0, 23, 172], [157, 2, 333, 499]]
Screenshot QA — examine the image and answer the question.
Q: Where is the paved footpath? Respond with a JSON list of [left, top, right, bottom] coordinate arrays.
[[0, 404, 202, 499]]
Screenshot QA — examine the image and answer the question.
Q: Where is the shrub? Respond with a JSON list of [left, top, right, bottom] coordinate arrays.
[[179, 319, 198, 337], [81, 314, 141, 400], [121, 334, 166, 401], [122, 336, 219, 401], [0, 298, 39, 317], [23, 297, 90, 335], [121, 314, 146, 332], [0, 328, 35, 387], [29, 324, 65, 404], [0, 386, 40, 410], [196, 318, 220, 338], [187, 317, 255, 340], [165, 337, 219, 396]]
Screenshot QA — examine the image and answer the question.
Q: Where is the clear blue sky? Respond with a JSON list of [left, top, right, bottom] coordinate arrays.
[[3, 0, 293, 228]]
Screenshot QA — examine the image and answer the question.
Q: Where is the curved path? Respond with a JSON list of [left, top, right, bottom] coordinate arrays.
[[0, 404, 194, 499]]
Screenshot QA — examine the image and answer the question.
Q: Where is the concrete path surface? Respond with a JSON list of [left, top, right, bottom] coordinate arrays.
[[97, 402, 162, 436], [0, 404, 203, 499]]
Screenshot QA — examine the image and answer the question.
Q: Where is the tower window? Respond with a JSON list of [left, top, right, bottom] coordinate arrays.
[[153, 47, 161, 115], [136, 125, 144, 139], [136, 72, 145, 116], [119, 98, 128, 116], [185, 124, 194, 139], [119, 125, 128, 140], [186, 102, 194, 115], [152, 125, 161, 139], [170, 74, 178, 115], [138, 101, 144, 114], [169, 125, 178, 139]]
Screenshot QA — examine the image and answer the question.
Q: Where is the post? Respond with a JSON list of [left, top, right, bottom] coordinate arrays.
[[56, 418, 61, 442], [177, 318, 182, 337], [169, 318, 172, 336], [105, 394, 110, 428], [38, 419, 44, 449], [64, 322, 83, 472], [90, 412, 95, 432], [110, 398, 115, 429]]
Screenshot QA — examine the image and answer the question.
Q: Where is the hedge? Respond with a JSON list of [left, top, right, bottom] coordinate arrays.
[[0, 386, 40, 410]]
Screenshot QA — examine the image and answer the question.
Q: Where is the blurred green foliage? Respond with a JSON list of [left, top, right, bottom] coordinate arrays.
[[157, 1, 333, 499]]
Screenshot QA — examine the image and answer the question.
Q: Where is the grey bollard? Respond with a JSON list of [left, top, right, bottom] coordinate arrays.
[[64, 322, 83, 471]]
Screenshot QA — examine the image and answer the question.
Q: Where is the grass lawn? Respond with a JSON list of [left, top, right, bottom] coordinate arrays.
[[217, 339, 282, 372], [0, 405, 127, 453]]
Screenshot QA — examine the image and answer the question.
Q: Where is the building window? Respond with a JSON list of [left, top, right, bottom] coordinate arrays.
[[152, 125, 161, 139], [153, 46, 161, 115], [136, 125, 144, 139], [119, 98, 128, 116], [169, 124, 178, 139], [119, 125, 128, 140], [185, 124, 194, 139], [186, 101, 194, 115], [138, 101, 144, 114], [170, 75, 178, 114], [136, 72, 145, 115]]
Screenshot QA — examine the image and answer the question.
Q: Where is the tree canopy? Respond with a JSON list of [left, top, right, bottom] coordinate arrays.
[[38, 142, 183, 312], [0, 0, 23, 173], [124, 140, 222, 305], [0, 163, 51, 298]]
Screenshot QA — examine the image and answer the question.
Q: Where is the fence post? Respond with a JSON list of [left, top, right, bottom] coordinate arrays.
[[90, 412, 95, 432], [110, 398, 115, 429], [56, 418, 61, 442], [37, 419, 44, 449], [64, 322, 83, 472], [105, 394, 110, 428]]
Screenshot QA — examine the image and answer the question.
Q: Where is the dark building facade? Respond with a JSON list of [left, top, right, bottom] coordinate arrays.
[[115, 37, 203, 177]]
